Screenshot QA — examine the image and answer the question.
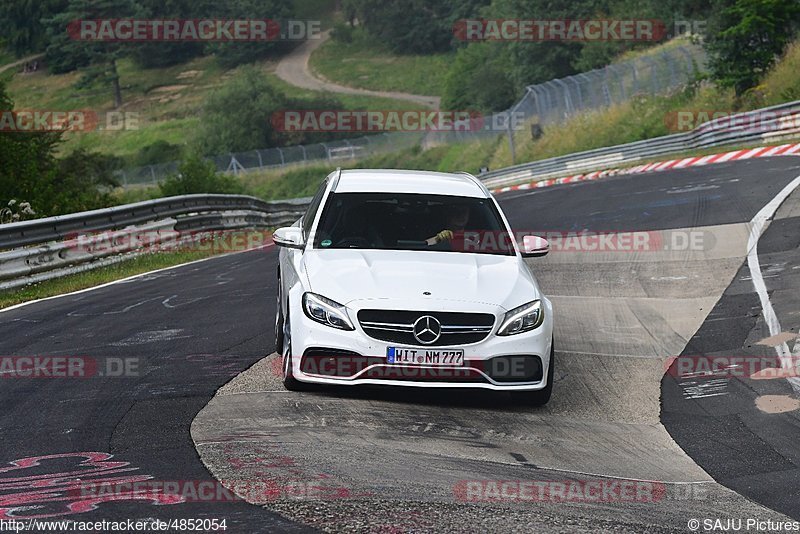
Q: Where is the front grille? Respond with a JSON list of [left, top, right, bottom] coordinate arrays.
[[357, 309, 495, 346]]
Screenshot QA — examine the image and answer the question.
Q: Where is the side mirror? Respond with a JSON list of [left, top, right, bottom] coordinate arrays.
[[273, 227, 305, 249], [520, 235, 549, 257]]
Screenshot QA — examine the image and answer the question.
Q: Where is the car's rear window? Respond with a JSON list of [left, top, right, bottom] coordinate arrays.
[[312, 192, 515, 255]]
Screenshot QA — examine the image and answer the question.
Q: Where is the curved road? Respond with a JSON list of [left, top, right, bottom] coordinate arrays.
[[2, 156, 800, 532], [275, 30, 441, 110]]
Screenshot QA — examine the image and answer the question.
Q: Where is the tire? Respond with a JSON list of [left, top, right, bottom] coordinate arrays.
[[281, 305, 313, 392], [274, 293, 284, 355], [511, 340, 554, 407]]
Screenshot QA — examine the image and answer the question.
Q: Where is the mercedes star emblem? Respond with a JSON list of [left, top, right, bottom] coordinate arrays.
[[413, 315, 441, 345]]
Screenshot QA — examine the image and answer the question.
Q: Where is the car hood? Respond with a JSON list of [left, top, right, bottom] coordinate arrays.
[[302, 249, 540, 311]]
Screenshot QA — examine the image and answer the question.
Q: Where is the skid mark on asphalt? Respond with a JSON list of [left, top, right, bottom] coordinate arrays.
[[111, 329, 189, 346], [66, 296, 165, 317]]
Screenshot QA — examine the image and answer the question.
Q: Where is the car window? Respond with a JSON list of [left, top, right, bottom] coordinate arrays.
[[301, 180, 328, 238], [313, 192, 515, 256]]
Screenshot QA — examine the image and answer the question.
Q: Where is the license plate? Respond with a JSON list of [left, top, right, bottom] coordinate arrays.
[[386, 347, 464, 366]]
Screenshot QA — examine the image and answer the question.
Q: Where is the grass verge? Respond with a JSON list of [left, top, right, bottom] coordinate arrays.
[[0, 231, 270, 309], [309, 30, 451, 96]]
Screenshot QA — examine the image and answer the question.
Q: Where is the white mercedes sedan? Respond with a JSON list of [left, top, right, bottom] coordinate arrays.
[[273, 169, 555, 405]]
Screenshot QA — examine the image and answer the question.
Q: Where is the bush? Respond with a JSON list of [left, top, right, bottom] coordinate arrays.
[[330, 21, 355, 43], [159, 155, 243, 196], [194, 67, 347, 155], [132, 140, 184, 166], [442, 43, 516, 113]]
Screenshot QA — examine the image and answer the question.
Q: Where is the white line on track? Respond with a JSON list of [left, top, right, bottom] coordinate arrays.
[[0, 243, 275, 315], [746, 173, 800, 392]]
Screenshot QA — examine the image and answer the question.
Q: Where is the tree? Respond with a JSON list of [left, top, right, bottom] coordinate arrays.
[[208, 0, 295, 68], [0, 0, 67, 56], [45, 0, 139, 107], [442, 42, 517, 113], [0, 82, 120, 218], [0, 83, 61, 215], [194, 67, 345, 155], [705, 0, 800, 95], [348, 0, 489, 54], [128, 0, 206, 68]]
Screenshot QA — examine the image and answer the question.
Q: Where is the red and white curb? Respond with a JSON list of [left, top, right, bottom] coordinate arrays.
[[491, 143, 800, 195]]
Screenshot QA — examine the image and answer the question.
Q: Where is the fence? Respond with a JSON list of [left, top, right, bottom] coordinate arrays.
[[3, 98, 800, 289], [480, 99, 800, 189], [116, 43, 706, 185], [426, 43, 707, 149], [116, 132, 425, 186]]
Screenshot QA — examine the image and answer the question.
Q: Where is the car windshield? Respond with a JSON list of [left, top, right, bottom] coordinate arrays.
[[313, 192, 515, 255]]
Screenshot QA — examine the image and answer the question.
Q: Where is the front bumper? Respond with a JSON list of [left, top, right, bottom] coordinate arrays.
[[286, 299, 554, 391]]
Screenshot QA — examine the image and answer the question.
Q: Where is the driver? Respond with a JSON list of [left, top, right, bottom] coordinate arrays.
[[426, 204, 470, 246]]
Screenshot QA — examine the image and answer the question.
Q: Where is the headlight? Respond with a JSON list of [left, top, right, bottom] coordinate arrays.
[[497, 300, 544, 336], [302, 292, 355, 330]]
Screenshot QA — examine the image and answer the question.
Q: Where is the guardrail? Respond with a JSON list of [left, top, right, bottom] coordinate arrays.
[[480, 100, 800, 189], [0, 195, 311, 291], [3, 100, 799, 292]]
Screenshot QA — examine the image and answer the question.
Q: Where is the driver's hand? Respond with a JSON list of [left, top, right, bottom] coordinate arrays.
[[426, 229, 453, 245]]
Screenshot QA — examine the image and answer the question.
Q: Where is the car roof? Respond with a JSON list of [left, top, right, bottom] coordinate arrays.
[[331, 169, 489, 198]]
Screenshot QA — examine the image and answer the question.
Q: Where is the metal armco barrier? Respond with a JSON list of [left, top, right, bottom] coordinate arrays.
[[480, 100, 800, 189], [2, 99, 799, 291], [0, 194, 311, 291]]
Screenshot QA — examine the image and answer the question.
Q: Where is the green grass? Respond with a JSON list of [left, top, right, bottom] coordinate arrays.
[[5, 54, 420, 160], [760, 40, 800, 105], [0, 250, 213, 309], [0, 230, 270, 309], [263, 72, 422, 110], [0, 49, 14, 67], [6, 55, 226, 158], [309, 30, 451, 96]]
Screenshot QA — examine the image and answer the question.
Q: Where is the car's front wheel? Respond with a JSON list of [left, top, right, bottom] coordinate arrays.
[[280, 303, 313, 392], [274, 293, 285, 355], [510, 340, 554, 406]]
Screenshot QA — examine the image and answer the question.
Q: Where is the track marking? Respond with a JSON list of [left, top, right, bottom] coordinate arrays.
[[746, 172, 800, 393], [0, 243, 274, 315]]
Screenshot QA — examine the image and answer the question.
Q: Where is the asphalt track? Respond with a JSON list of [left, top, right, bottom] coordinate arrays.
[[2, 156, 800, 532]]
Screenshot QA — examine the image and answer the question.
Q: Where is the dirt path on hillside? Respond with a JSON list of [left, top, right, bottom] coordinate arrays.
[[275, 30, 440, 110], [0, 54, 45, 75]]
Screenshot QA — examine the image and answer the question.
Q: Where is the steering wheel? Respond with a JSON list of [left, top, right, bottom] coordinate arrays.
[[335, 237, 371, 248]]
